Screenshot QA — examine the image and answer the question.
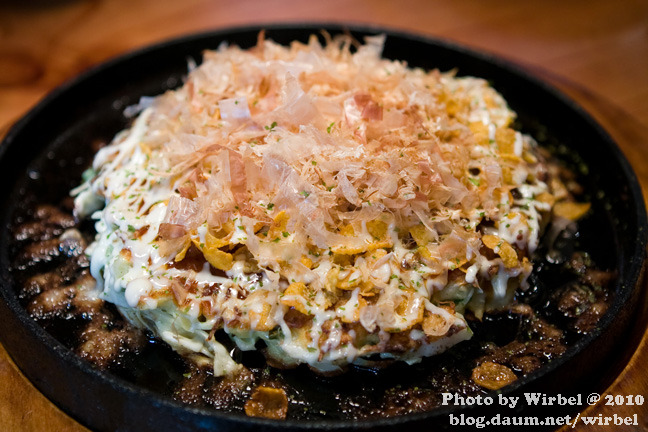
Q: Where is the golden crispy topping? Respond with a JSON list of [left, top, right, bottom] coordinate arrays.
[[471, 361, 517, 390]]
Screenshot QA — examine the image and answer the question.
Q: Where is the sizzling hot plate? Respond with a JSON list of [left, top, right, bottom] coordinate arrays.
[[0, 24, 645, 431]]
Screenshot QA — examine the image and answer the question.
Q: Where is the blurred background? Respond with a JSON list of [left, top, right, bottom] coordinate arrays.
[[0, 1, 647, 430], [1, 0, 647, 131]]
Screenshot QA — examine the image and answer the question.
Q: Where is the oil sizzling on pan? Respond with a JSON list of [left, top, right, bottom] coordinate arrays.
[[0, 25, 646, 431]]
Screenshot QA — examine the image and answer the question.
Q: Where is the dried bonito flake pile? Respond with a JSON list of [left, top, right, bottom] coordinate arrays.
[[74, 33, 577, 377]]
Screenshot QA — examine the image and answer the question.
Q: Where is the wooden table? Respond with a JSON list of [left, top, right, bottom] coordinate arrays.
[[1, 1, 647, 430]]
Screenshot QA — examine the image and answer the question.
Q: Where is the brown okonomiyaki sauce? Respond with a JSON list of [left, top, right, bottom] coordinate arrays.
[[8, 119, 616, 420]]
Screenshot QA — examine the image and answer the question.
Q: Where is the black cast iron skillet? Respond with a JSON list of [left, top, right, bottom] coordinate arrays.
[[0, 24, 646, 432]]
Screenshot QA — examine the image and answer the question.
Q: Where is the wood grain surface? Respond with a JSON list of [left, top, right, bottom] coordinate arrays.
[[1, 0, 647, 430]]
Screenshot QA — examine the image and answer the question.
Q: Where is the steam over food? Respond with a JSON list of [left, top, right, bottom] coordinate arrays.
[[73, 33, 566, 377]]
